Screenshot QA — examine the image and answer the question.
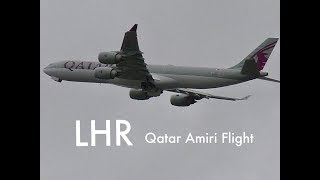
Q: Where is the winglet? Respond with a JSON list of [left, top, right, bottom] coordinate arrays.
[[129, 24, 138, 32]]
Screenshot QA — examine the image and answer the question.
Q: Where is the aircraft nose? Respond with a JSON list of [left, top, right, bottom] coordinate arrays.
[[43, 66, 50, 75], [43, 67, 48, 74]]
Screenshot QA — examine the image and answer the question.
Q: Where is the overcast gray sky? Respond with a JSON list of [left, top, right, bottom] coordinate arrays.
[[40, 0, 280, 180]]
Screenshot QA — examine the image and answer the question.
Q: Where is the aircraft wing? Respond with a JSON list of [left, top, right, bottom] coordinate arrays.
[[167, 88, 251, 101], [115, 24, 154, 82]]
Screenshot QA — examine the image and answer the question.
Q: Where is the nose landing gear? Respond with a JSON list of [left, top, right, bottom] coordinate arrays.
[[51, 76, 62, 82]]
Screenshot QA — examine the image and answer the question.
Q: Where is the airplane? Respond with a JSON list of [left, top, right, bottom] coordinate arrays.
[[43, 24, 279, 107]]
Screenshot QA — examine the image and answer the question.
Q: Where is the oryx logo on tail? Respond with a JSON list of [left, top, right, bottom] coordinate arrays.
[[230, 38, 279, 74], [253, 41, 278, 71]]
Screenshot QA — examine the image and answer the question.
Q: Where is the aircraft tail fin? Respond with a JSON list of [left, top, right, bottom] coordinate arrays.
[[230, 38, 279, 75]]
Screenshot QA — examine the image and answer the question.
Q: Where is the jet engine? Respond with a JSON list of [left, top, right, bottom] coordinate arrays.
[[170, 94, 196, 106], [94, 67, 118, 79], [98, 51, 123, 64], [129, 89, 151, 100]]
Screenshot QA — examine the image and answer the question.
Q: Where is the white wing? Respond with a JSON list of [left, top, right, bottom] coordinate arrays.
[[167, 88, 250, 101]]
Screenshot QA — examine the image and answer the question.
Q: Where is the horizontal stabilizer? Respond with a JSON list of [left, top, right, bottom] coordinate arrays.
[[258, 76, 280, 83]]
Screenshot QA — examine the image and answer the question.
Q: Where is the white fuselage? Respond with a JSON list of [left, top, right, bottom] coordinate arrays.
[[43, 60, 254, 90]]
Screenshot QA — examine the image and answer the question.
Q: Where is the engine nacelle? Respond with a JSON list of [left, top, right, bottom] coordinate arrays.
[[98, 51, 123, 64], [94, 67, 118, 79], [170, 94, 196, 106], [129, 89, 151, 100]]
